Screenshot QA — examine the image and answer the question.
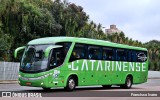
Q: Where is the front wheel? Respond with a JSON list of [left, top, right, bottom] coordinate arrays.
[[64, 77, 76, 91], [120, 76, 132, 89]]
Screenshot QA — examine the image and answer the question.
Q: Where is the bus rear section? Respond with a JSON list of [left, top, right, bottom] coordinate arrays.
[[65, 43, 148, 90]]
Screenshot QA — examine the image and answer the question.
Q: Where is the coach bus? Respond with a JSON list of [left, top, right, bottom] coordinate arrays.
[[14, 37, 148, 91]]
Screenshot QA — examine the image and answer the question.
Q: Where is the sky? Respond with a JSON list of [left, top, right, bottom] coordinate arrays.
[[69, 0, 160, 43]]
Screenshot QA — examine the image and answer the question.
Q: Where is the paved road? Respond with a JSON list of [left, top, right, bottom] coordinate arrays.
[[0, 79, 160, 98]]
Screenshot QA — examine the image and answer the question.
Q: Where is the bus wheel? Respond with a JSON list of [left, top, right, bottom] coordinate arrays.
[[102, 85, 112, 88], [65, 77, 76, 91], [42, 87, 51, 91], [121, 76, 132, 89]]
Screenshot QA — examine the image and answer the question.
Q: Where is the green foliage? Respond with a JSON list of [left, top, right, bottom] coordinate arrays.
[[0, 33, 13, 61], [144, 40, 160, 71], [0, 20, 13, 61], [52, 0, 89, 36], [0, 0, 61, 61], [106, 32, 143, 47]]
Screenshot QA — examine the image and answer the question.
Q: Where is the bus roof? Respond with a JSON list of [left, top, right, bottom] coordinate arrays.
[[28, 37, 147, 51]]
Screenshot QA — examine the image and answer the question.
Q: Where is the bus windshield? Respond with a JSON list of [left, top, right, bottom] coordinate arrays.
[[20, 44, 54, 72], [20, 42, 71, 73]]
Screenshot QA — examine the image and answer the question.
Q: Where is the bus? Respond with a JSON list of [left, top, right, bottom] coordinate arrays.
[[14, 37, 148, 91]]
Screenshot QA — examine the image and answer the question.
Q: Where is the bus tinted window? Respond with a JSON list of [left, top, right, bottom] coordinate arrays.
[[103, 48, 114, 60], [130, 50, 137, 62], [128, 50, 147, 62], [137, 51, 147, 62], [116, 49, 127, 61], [88, 46, 101, 60], [49, 42, 71, 69], [69, 44, 86, 62]]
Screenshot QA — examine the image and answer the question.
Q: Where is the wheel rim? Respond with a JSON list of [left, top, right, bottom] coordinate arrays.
[[127, 78, 131, 87], [69, 79, 75, 89]]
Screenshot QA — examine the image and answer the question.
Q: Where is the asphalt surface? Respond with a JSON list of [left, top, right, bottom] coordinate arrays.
[[0, 79, 160, 98]]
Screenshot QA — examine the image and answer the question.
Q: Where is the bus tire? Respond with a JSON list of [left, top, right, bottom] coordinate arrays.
[[65, 76, 76, 91], [102, 85, 112, 88], [121, 76, 132, 89], [42, 87, 51, 91]]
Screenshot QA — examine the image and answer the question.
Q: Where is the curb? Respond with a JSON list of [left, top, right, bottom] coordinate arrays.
[[148, 77, 160, 79]]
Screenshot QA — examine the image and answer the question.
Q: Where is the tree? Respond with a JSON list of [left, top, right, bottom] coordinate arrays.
[[96, 23, 105, 39], [119, 32, 125, 43], [52, 0, 89, 36], [145, 40, 160, 71], [0, 0, 62, 61], [0, 34, 13, 61]]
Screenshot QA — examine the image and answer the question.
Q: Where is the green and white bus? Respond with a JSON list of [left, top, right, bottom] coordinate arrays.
[[14, 37, 148, 91]]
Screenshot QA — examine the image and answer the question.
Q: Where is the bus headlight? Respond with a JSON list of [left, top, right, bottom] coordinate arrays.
[[18, 75, 21, 78], [41, 82, 44, 85]]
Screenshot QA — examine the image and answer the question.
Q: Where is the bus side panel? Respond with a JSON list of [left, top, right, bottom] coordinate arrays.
[[85, 60, 100, 85], [111, 61, 127, 85], [131, 62, 148, 84]]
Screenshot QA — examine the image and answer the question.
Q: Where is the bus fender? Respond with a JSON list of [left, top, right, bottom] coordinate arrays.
[[64, 73, 79, 87], [124, 73, 133, 83]]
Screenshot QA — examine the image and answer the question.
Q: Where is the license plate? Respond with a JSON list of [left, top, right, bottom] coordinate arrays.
[[26, 82, 31, 86]]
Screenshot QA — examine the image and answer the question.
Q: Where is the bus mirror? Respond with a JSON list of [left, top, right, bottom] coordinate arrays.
[[14, 46, 26, 59], [45, 45, 62, 57]]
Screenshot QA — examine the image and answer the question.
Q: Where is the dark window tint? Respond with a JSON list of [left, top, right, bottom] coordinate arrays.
[[49, 48, 62, 68], [69, 44, 86, 62], [129, 50, 137, 62], [88, 46, 101, 60], [137, 51, 147, 62], [116, 49, 127, 61], [128, 50, 147, 62], [49, 42, 71, 69], [103, 48, 114, 60]]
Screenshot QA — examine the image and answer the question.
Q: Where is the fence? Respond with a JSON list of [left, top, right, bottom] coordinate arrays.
[[0, 62, 20, 81]]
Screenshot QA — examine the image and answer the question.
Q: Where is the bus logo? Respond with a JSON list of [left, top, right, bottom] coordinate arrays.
[[137, 53, 147, 62]]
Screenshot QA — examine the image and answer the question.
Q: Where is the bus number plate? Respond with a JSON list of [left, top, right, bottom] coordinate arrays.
[[26, 82, 31, 86]]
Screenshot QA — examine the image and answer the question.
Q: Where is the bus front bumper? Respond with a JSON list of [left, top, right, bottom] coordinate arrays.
[[18, 76, 49, 88]]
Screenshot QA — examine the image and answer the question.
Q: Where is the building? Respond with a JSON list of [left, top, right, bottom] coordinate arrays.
[[105, 25, 122, 34]]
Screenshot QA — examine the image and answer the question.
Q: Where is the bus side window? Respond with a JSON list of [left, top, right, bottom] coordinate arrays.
[[88, 46, 101, 60], [69, 44, 86, 62], [116, 49, 127, 61], [56, 42, 71, 62], [130, 50, 137, 62], [137, 51, 147, 62], [103, 48, 114, 60], [49, 48, 62, 68], [128, 50, 132, 62]]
